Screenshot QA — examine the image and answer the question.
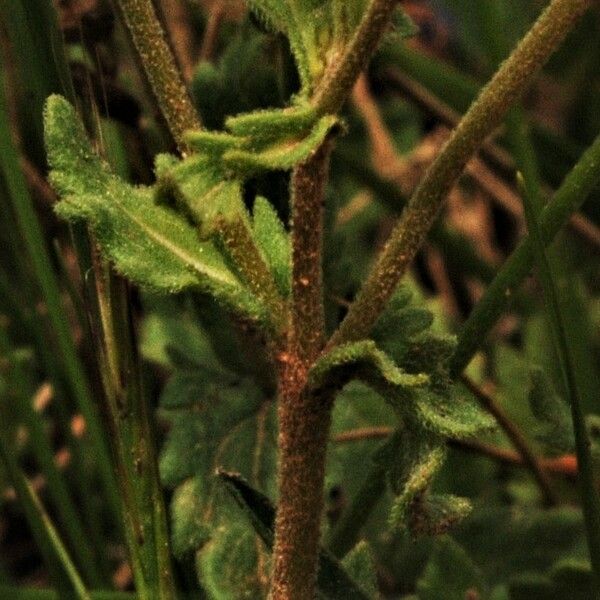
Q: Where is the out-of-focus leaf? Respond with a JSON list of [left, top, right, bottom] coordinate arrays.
[[528, 367, 574, 455], [217, 471, 373, 599], [417, 536, 486, 600], [342, 542, 379, 598], [252, 196, 291, 296]]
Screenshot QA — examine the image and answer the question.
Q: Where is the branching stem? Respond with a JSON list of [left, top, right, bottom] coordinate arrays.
[[328, 0, 592, 348]]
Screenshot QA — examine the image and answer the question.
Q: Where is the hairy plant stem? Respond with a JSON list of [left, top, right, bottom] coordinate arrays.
[[328, 0, 592, 349], [271, 144, 333, 599], [112, 0, 201, 152], [272, 361, 334, 600], [312, 0, 398, 114], [290, 143, 332, 361]]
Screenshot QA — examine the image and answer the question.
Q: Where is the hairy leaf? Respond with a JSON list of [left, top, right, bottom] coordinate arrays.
[[45, 96, 266, 323], [252, 196, 292, 296], [342, 542, 379, 598], [382, 430, 448, 531]]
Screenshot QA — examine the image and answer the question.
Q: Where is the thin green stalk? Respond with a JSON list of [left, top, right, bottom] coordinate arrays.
[[0, 421, 91, 600], [482, 0, 600, 412], [312, 0, 398, 114], [0, 68, 120, 522], [1, 0, 122, 537], [0, 329, 105, 586], [328, 0, 592, 349], [517, 156, 600, 597], [450, 128, 600, 376], [89, 261, 176, 600], [112, 0, 202, 152]]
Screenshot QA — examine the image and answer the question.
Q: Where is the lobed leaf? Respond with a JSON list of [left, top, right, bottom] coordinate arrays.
[[308, 339, 429, 394], [383, 429, 447, 530]]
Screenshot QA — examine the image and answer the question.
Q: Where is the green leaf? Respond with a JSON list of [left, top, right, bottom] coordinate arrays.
[[225, 105, 318, 142], [342, 542, 379, 598], [409, 494, 472, 537], [252, 196, 292, 296], [383, 430, 449, 532], [218, 471, 373, 600], [44, 96, 265, 322], [197, 521, 268, 599], [414, 385, 495, 440], [528, 367, 574, 455], [308, 339, 429, 395], [220, 113, 339, 176], [417, 536, 486, 600]]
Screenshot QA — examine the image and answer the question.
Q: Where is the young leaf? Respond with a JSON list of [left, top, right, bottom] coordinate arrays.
[[219, 113, 339, 176], [44, 95, 266, 323], [308, 339, 429, 395], [382, 429, 448, 532]]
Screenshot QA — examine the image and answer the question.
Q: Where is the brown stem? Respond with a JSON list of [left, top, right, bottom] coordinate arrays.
[[271, 135, 333, 600], [271, 356, 333, 600], [290, 142, 332, 363]]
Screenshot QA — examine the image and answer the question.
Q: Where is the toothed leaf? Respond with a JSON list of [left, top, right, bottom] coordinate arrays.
[[308, 340, 429, 394], [45, 96, 267, 324], [409, 494, 472, 537], [222, 114, 339, 175], [383, 430, 448, 530]]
